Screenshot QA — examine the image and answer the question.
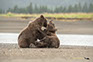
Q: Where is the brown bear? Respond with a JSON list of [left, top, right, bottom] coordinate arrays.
[[18, 15, 47, 48], [35, 20, 60, 48]]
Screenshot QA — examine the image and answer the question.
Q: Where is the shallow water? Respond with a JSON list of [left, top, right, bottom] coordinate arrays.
[[0, 33, 93, 46]]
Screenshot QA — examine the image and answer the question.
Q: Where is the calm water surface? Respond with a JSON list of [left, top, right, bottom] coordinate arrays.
[[0, 33, 93, 46]]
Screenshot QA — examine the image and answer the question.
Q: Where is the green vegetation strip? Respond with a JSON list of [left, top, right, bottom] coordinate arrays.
[[0, 13, 93, 18]]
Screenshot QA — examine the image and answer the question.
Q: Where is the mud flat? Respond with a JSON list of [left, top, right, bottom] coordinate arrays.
[[0, 16, 93, 34]]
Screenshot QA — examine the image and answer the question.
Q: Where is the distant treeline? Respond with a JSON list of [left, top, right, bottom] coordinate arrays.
[[0, 2, 93, 14]]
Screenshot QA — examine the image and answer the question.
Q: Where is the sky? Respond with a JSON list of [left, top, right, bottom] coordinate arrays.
[[0, 0, 93, 10]]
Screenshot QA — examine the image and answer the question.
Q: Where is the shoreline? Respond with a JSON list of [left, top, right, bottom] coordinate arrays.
[[0, 33, 93, 46], [0, 43, 93, 49]]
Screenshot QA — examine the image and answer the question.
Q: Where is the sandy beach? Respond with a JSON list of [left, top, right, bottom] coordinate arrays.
[[0, 16, 93, 62], [0, 43, 93, 62]]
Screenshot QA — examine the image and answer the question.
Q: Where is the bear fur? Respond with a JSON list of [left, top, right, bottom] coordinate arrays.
[[35, 20, 60, 48], [18, 15, 47, 48]]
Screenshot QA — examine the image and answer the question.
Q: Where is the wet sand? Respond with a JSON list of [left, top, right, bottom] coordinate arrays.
[[0, 16, 93, 34], [0, 43, 93, 62]]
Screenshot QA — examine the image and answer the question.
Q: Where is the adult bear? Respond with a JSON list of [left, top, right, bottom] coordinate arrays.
[[18, 15, 47, 48], [35, 20, 60, 48]]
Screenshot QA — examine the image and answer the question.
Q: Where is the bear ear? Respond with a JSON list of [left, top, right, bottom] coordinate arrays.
[[49, 20, 53, 23], [50, 20, 53, 22], [40, 15, 44, 18]]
